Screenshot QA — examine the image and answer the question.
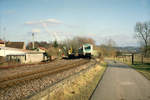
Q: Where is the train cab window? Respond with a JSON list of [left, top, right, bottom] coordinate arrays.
[[85, 46, 91, 50]]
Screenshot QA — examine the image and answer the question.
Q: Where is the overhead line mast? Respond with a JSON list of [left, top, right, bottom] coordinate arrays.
[[32, 33, 35, 49]]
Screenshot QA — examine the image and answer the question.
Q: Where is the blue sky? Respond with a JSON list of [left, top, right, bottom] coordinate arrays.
[[0, 0, 150, 46]]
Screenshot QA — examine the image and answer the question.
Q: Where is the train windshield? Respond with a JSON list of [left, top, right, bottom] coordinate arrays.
[[85, 46, 91, 50]]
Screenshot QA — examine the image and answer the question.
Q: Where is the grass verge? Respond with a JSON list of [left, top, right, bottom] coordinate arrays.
[[130, 63, 150, 80], [50, 62, 107, 100]]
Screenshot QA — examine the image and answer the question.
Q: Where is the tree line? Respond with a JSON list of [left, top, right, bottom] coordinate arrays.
[[25, 36, 118, 59]]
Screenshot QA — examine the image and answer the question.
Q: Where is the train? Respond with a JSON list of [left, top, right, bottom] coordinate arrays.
[[67, 44, 93, 59], [78, 44, 93, 58]]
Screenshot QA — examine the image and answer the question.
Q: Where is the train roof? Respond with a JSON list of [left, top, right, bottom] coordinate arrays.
[[83, 44, 92, 46]]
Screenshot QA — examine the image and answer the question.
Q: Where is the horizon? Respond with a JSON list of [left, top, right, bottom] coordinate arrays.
[[0, 0, 149, 47], [0, 40, 141, 48]]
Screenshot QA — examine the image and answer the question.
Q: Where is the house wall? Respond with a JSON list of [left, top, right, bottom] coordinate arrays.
[[23, 43, 26, 50], [0, 47, 44, 63], [25, 53, 44, 63], [7, 55, 26, 63], [0, 44, 5, 47], [19, 56, 26, 63], [0, 48, 25, 56]]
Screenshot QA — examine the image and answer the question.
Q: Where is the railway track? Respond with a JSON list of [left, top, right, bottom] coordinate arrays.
[[0, 59, 89, 89], [0, 59, 81, 82]]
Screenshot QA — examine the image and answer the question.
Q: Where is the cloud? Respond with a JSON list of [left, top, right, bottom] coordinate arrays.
[[65, 24, 81, 29], [25, 18, 62, 25], [32, 29, 41, 33]]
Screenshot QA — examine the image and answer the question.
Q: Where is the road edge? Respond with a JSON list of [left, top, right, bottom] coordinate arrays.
[[88, 62, 108, 100]]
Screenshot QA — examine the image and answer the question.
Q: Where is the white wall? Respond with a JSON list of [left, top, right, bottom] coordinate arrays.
[[0, 47, 25, 56], [25, 53, 43, 63], [0, 47, 44, 63]]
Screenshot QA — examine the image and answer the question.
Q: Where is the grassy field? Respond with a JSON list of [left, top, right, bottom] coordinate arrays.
[[50, 61, 107, 100], [115, 55, 150, 80]]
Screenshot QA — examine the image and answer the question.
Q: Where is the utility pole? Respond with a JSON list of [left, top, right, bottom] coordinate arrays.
[[3, 27, 6, 56], [32, 33, 35, 49], [132, 53, 134, 65], [0, 16, 1, 39], [0, 23, 1, 39]]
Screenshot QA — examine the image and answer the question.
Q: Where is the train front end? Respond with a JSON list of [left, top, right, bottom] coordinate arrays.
[[83, 44, 93, 58]]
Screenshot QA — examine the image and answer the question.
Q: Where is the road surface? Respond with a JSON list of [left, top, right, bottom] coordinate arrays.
[[90, 60, 150, 100]]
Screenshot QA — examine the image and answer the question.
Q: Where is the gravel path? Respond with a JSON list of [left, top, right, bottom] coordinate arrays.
[[91, 60, 150, 100]]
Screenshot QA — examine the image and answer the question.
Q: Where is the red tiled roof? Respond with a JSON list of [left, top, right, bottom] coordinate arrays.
[[5, 42, 25, 49], [39, 47, 47, 50], [0, 41, 5, 44]]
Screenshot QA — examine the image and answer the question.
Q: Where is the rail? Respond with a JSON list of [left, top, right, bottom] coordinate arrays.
[[0, 59, 89, 89]]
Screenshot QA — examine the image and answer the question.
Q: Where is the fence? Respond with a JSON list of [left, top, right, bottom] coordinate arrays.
[[115, 53, 150, 65]]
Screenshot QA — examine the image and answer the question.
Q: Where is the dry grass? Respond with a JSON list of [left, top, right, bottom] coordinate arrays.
[[49, 62, 107, 100]]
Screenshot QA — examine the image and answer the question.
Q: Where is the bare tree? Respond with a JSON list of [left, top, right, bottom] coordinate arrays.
[[135, 21, 150, 56], [100, 38, 117, 57], [61, 36, 95, 55], [106, 38, 116, 48], [75, 36, 95, 46]]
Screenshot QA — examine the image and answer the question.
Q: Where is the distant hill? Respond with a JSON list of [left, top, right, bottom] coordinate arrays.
[[115, 46, 141, 53]]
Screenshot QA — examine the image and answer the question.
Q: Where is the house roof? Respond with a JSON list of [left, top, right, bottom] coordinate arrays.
[[39, 47, 47, 51], [0, 40, 5, 44], [5, 42, 25, 49]]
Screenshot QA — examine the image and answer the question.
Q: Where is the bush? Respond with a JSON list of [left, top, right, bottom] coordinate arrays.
[[46, 47, 61, 59]]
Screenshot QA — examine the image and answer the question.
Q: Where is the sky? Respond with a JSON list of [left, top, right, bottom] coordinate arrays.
[[0, 0, 150, 46]]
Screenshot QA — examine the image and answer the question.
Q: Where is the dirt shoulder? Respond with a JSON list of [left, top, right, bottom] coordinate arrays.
[[49, 61, 107, 100]]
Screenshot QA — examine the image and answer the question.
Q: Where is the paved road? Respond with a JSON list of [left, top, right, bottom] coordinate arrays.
[[90, 60, 150, 100]]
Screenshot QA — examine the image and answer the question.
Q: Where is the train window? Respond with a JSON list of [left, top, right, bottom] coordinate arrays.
[[85, 46, 91, 50]]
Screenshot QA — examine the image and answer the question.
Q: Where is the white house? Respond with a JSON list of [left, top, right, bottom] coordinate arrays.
[[0, 47, 45, 63], [0, 47, 25, 57]]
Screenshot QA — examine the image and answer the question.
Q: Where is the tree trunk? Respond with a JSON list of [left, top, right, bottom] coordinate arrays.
[[144, 43, 148, 57]]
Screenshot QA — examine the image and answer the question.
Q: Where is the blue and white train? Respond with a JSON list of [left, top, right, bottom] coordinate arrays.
[[78, 44, 93, 58]]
